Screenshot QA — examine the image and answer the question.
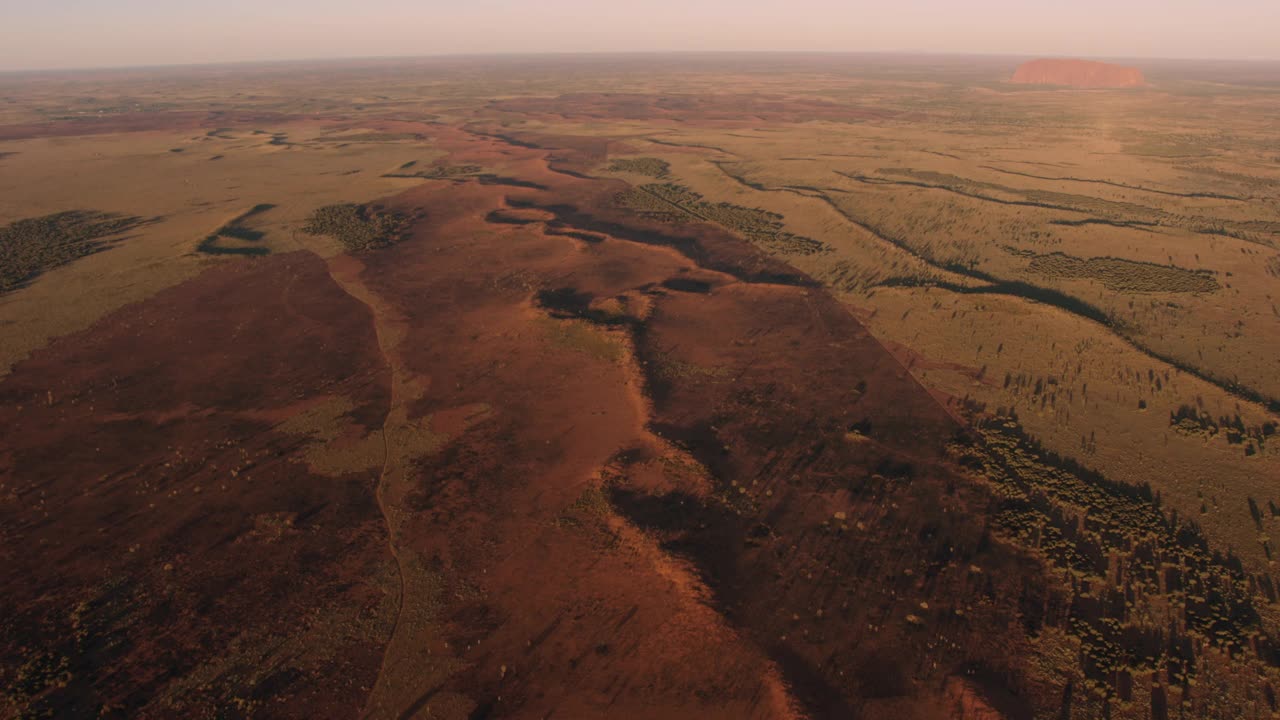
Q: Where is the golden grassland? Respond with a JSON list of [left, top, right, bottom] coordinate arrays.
[[0, 122, 449, 378], [551, 82, 1280, 576]]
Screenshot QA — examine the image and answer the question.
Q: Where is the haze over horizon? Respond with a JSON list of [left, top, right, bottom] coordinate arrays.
[[3, 0, 1279, 72]]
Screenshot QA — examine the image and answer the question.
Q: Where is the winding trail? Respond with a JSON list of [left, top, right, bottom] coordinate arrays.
[[319, 252, 438, 719]]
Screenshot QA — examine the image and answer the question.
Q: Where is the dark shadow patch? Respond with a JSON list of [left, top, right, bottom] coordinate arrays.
[[534, 287, 633, 328], [661, 277, 712, 294], [546, 165, 593, 180], [952, 664, 1035, 720], [197, 203, 278, 256], [1048, 217, 1158, 231], [484, 209, 540, 226], [476, 175, 549, 190], [535, 287, 594, 316], [195, 237, 271, 256]]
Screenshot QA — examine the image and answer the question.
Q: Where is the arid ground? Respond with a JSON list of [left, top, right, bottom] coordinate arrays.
[[2, 53, 1279, 719]]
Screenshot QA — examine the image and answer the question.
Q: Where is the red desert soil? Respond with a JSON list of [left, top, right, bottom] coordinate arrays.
[[0, 111, 301, 141], [1, 121, 1062, 719], [1010, 59, 1145, 88], [0, 252, 393, 717]]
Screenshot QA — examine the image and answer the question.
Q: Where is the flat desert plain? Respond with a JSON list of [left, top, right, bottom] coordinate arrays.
[[1, 54, 1279, 719]]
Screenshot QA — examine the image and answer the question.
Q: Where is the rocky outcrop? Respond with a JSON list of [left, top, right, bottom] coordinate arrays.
[[1011, 59, 1146, 88]]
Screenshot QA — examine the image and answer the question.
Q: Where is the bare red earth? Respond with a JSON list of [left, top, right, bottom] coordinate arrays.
[[0, 121, 1060, 719], [333, 124, 1053, 718], [0, 111, 302, 141], [0, 252, 392, 717]]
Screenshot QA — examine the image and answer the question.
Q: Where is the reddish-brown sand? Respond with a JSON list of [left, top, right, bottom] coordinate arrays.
[[0, 122, 1059, 719], [0, 252, 392, 716], [0, 111, 302, 141]]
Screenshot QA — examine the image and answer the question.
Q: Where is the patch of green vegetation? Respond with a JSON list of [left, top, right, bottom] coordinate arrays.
[[1122, 139, 1217, 159], [537, 317, 622, 363], [617, 183, 831, 256], [872, 167, 1158, 220], [647, 348, 729, 382], [318, 132, 423, 143], [302, 203, 410, 252], [1028, 252, 1219, 293], [950, 408, 1276, 693], [1, 211, 146, 293], [1266, 255, 1280, 279], [979, 163, 1244, 201], [384, 164, 482, 180], [6, 651, 71, 707], [606, 157, 670, 178], [568, 485, 612, 516], [614, 184, 688, 224], [858, 167, 1277, 248], [1181, 164, 1275, 196], [1169, 404, 1275, 449]]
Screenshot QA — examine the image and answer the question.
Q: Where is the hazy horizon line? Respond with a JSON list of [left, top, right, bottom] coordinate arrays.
[[5, 48, 1280, 77]]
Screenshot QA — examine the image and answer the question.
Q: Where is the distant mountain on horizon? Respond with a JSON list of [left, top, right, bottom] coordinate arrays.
[[1011, 58, 1146, 88]]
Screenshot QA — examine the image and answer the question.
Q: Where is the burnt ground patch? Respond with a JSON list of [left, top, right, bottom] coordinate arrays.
[[0, 251, 391, 718]]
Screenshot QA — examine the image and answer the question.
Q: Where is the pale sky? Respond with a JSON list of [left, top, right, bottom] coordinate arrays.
[[2, 0, 1278, 71]]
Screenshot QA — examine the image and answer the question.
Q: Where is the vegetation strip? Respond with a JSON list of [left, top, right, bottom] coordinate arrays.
[[1, 211, 147, 292], [706, 162, 1280, 413], [977, 164, 1249, 201], [617, 182, 832, 256]]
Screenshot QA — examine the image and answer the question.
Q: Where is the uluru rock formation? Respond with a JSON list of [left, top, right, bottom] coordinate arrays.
[[1011, 58, 1145, 88]]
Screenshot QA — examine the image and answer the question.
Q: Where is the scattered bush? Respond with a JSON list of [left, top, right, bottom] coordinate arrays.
[[606, 157, 670, 178], [1029, 252, 1219, 293], [302, 204, 410, 252], [384, 164, 482, 180], [617, 183, 831, 256], [1, 211, 146, 293]]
